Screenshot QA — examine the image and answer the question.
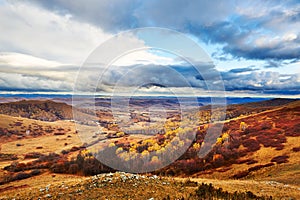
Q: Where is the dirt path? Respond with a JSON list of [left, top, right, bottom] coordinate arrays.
[[224, 106, 282, 123]]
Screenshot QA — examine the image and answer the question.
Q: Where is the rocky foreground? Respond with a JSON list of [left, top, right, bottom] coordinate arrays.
[[0, 172, 277, 200]]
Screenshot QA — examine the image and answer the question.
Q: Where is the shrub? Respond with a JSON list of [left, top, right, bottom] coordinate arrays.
[[30, 169, 41, 176], [232, 171, 249, 179], [260, 121, 273, 130], [0, 153, 18, 161], [24, 152, 44, 159], [61, 150, 70, 155], [54, 132, 65, 136], [285, 123, 300, 137], [271, 155, 289, 164], [68, 164, 79, 174], [193, 183, 272, 199], [13, 172, 31, 181], [242, 139, 260, 152], [50, 162, 67, 173], [38, 153, 60, 162], [183, 179, 198, 187], [248, 163, 274, 172], [292, 147, 300, 152], [70, 146, 81, 152]]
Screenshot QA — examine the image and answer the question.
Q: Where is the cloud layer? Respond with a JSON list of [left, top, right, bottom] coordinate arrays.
[[0, 0, 299, 96], [26, 0, 300, 61]]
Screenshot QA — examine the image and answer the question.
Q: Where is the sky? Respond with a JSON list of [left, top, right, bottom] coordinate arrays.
[[0, 0, 299, 98]]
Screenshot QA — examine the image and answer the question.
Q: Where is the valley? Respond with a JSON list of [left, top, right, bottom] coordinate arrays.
[[0, 97, 299, 199]]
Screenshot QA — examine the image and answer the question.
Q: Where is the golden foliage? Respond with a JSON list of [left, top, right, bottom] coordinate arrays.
[[116, 132, 125, 137], [108, 142, 115, 147], [116, 147, 124, 154], [240, 121, 247, 131], [193, 142, 201, 150]]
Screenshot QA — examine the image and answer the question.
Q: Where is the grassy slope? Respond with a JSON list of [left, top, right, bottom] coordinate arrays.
[[190, 101, 300, 182], [0, 172, 299, 199], [0, 99, 299, 199]]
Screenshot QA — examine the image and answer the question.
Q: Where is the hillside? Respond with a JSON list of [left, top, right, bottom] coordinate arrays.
[[154, 100, 300, 181], [0, 98, 299, 199], [0, 100, 96, 122], [0, 100, 74, 121], [0, 172, 287, 199]]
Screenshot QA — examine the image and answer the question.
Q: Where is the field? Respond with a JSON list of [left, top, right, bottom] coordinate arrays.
[[0, 98, 299, 199]]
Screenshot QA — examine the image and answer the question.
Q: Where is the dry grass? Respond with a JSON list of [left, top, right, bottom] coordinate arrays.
[[0, 134, 82, 156], [0, 115, 82, 156], [0, 173, 196, 200], [0, 172, 298, 199], [178, 177, 300, 200], [0, 99, 299, 199]]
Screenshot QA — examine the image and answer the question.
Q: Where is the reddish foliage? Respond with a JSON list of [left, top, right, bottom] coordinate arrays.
[[246, 159, 258, 165], [292, 147, 300, 152], [285, 123, 300, 137], [271, 155, 289, 164], [256, 131, 286, 149], [242, 139, 260, 152], [248, 163, 274, 172], [54, 132, 65, 136], [70, 146, 81, 152], [14, 122, 23, 126], [24, 152, 44, 159], [232, 171, 249, 179], [236, 159, 254, 164]]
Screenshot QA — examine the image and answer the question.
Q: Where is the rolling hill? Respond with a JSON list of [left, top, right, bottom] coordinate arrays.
[[0, 98, 299, 199], [0, 100, 96, 122]]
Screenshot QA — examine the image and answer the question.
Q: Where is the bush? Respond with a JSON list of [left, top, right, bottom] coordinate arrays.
[[70, 146, 81, 152], [30, 169, 41, 176], [24, 152, 44, 159], [38, 153, 60, 162], [271, 155, 289, 164], [61, 150, 70, 155], [232, 171, 249, 179], [1, 169, 42, 184], [292, 147, 300, 152], [183, 179, 198, 187], [248, 163, 274, 172], [68, 164, 79, 174], [13, 172, 31, 181], [50, 162, 68, 173], [54, 132, 65, 136], [193, 183, 272, 199], [242, 139, 260, 152], [0, 153, 18, 161]]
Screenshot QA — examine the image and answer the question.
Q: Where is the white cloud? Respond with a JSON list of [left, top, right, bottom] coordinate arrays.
[[0, 0, 299, 96], [0, 2, 186, 92], [0, 52, 61, 68], [0, 72, 72, 91], [0, 1, 110, 63]]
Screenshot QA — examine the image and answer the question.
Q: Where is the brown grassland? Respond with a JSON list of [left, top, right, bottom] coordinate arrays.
[[0, 99, 299, 199]]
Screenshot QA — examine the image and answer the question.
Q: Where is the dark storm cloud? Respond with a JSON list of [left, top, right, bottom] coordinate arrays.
[[1, 0, 299, 96], [24, 0, 300, 61], [80, 63, 300, 95], [98, 64, 217, 89], [22, 0, 140, 32]]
